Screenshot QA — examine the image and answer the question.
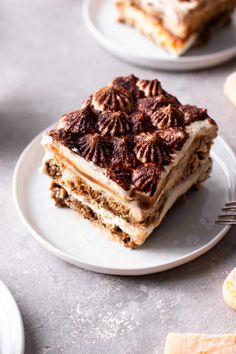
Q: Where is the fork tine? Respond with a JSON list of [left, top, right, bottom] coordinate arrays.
[[218, 214, 236, 219], [215, 201, 236, 225], [225, 201, 236, 207], [222, 207, 236, 211], [216, 220, 236, 225]]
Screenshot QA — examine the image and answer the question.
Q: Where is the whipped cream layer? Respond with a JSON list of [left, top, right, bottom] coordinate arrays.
[[41, 118, 217, 222], [49, 157, 211, 246]]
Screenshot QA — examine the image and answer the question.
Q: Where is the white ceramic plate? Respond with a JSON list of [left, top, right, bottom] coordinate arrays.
[[0, 280, 24, 354], [13, 127, 236, 276], [83, 0, 236, 71]]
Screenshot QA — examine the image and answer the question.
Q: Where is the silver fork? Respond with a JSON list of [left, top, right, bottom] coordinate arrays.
[[216, 201, 236, 225]]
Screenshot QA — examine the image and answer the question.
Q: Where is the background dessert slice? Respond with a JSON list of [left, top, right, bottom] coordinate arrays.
[[41, 75, 218, 248], [116, 0, 236, 56]]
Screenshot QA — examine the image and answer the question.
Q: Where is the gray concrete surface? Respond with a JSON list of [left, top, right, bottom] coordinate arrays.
[[0, 1, 236, 353]]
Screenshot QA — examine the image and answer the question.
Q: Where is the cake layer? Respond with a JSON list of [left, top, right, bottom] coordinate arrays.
[[50, 182, 136, 248], [116, 0, 236, 55], [41, 119, 216, 222], [50, 157, 211, 248], [43, 132, 212, 225]]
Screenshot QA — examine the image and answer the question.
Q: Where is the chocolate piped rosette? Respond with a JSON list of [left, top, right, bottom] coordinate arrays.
[[41, 75, 218, 248]]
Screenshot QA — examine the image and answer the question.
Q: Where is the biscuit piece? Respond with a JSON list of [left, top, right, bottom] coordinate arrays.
[[223, 267, 236, 310], [165, 333, 236, 354]]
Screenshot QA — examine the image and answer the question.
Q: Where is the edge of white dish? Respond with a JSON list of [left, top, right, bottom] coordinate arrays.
[[0, 279, 25, 354]]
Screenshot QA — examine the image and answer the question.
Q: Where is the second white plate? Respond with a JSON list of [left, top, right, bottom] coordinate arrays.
[[0, 280, 24, 354], [13, 127, 236, 275], [83, 0, 236, 71]]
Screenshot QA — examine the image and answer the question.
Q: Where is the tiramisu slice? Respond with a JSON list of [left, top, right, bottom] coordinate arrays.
[[116, 0, 236, 56], [41, 75, 218, 248]]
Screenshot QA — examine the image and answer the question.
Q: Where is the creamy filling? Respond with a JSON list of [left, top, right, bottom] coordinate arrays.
[[44, 132, 212, 226], [54, 158, 211, 245], [41, 119, 217, 222]]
